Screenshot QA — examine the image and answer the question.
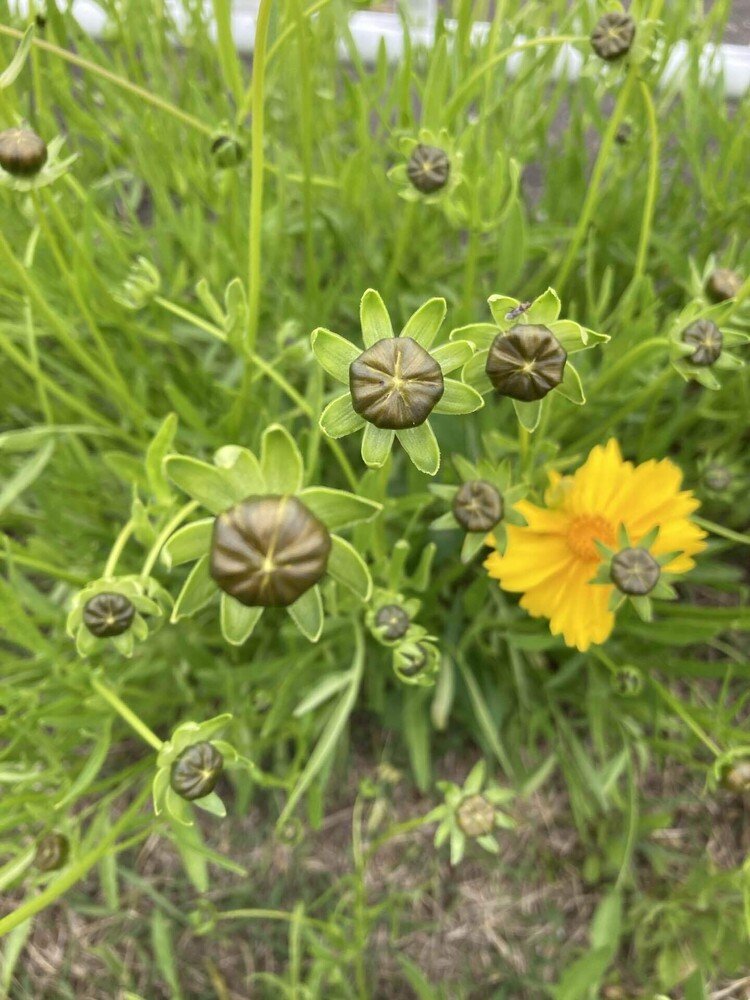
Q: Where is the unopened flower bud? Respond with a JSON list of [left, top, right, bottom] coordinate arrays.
[[407, 144, 450, 194], [374, 604, 411, 641], [170, 741, 223, 801], [590, 12, 636, 62], [721, 762, 750, 794], [705, 268, 741, 303], [349, 337, 444, 429], [704, 464, 732, 492], [456, 794, 495, 837], [35, 832, 69, 872], [83, 592, 135, 638], [682, 319, 723, 366], [485, 324, 567, 401], [610, 548, 660, 596], [211, 495, 331, 607], [453, 480, 504, 532], [611, 666, 643, 697], [0, 128, 48, 177], [211, 132, 245, 169]]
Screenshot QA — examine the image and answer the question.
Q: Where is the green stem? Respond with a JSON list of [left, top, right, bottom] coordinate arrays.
[[141, 501, 200, 578], [91, 678, 164, 752], [650, 677, 722, 758], [0, 784, 151, 938], [245, 0, 274, 356], [693, 516, 750, 546], [383, 201, 417, 298], [633, 80, 659, 283], [103, 519, 136, 578], [588, 337, 667, 394]]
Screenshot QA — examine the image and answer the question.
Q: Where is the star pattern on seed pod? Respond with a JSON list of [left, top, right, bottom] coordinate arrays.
[[210, 495, 332, 607], [610, 547, 661, 596], [406, 143, 451, 194], [590, 12, 636, 61], [681, 319, 723, 366], [452, 480, 504, 533], [83, 592, 136, 637], [374, 603, 411, 641], [0, 127, 47, 177], [349, 337, 444, 429], [170, 741, 224, 800], [485, 324, 568, 401]]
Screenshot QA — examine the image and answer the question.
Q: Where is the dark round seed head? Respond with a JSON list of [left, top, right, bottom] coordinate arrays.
[[721, 762, 750, 794], [615, 122, 632, 145], [610, 548, 661, 596], [704, 464, 732, 492], [0, 128, 48, 177], [349, 337, 444, 429], [705, 268, 741, 303], [35, 832, 69, 872], [375, 604, 411, 641], [682, 319, 723, 366], [590, 12, 636, 61], [406, 143, 451, 194], [170, 741, 224, 801], [210, 495, 331, 607], [210, 133, 244, 168], [485, 324, 567, 401], [611, 666, 643, 697], [83, 592, 136, 638], [453, 480, 504, 533], [457, 794, 495, 837]]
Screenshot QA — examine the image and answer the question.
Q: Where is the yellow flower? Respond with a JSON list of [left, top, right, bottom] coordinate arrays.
[[484, 439, 707, 651]]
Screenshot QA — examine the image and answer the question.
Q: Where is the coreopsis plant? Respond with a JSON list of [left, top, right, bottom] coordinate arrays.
[[162, 424, 380, 643], [313, 289, 483, 474], [456, 288, 608, 431], [0, 129, 76, 190], [485, 440, 707, 651], [592, 525, 681, 623], [668, 299, 747, 390], [66, 575, 171, 657], [432, 760, 514, 865], [387, 128, 464, 206], [429, 454, 528, 562]]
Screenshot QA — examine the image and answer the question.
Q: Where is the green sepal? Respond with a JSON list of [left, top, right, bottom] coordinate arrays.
[[164, 456, 239, 513], [298, 487, 381, 530], [400, 297, 446, 349], [319, 393, 364, 439], [161, 518, 213, 568], [220, 594, 264, 645], [311, 327, 359, 383], [360, 288, 393, 347], [396, 423, 440, 476], [328, 535, 372, 600], [260, 424, 304, 494], [512, 398, 543, 432], [213, 445, 265, 496], [460, 532, 488, 563], [555, 362, 585, 405], [361, 424, 394, 468], [171, 555, 217, 621], [433, 379, 484, 415], [286, 585, 324, 642]]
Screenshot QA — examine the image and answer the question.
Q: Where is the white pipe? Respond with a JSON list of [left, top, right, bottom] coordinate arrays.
[[8, 1, 750, 99]]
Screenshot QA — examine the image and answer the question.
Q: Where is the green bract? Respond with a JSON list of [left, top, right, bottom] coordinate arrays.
[[429, 454, 527, 563], [163, 424, 381, 643], [456, 288, 608, 432], [432, 760, 515, 865], [66, 574, 171, 658], [313, 289, 483, 475]]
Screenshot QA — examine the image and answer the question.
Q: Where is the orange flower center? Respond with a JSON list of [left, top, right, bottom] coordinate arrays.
[[566, 514, 615, 561]]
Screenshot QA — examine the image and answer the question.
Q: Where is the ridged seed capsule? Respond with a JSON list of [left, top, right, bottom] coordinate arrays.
[[349, 337, 444, 429], [210, 495, 331, 607], [170, 742, 224, 801], [453, 480, 504, 532], [485, 324, 567, 401], [0, 128, 48, 177], [375, 604, 411, 641], [682, 319, 723, 366], [83, 592, 136, 638], [406, 144, 450, 194], [610, 548, 660, 596], [590, 12, 636, 61]]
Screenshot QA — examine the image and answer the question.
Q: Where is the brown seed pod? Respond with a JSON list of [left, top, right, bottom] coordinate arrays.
[[456, 794, 495, 838], [721, 761, 750, 794], [682, 319, 723, 366], [485, 324, 567, 401], [590, 12, 636, 61], [170, 741, 224, 801], [406, 144, 450, 194], [210, 495, 331, 607], [349, 337, 444, 429], [0, 128, 48, 177], [705, 268, 741, 303], [375, 604, 411, 641], [610, 548, 660, 596], [83, 592, 136, 638], [453, 480, 504, 532], [35, 832, 70, 872]]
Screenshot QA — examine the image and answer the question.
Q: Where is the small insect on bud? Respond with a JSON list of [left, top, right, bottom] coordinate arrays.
[[210, 495, 331, 607], [610, 548, 660, 596], [210, 133, 245, 169], [0, 128, 48, 177], [375, 604, 411, 641], [456, 794, 495, 837], [170, 741, 224, 801], [611, 666, 643, 697], [406, 144, 451, 194], [705, 268, 741, 303], [504, 301, 531, 321], [453, 480, 504, 533], [485, 324, 567, 401], [83, 592, 136, 638], [682, 319, 723, 366], [349, 337, 444, 429], [590, 12, 636, 62], [704, 464, 732, 492], [35, 832, 70, 872]]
